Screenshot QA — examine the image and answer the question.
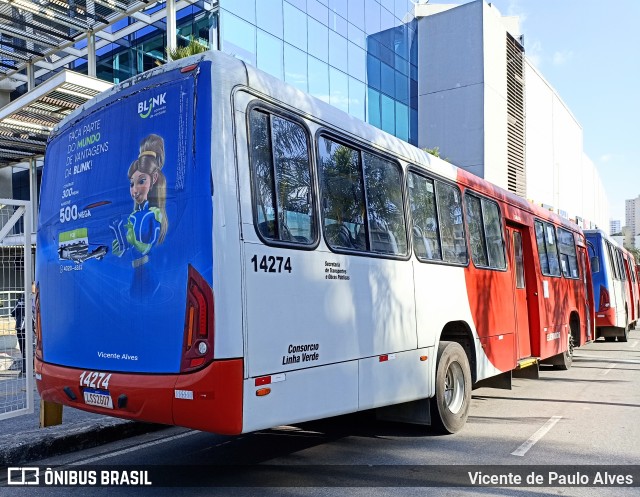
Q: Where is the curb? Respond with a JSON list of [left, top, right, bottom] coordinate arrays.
[[0, 418, 168, 465]]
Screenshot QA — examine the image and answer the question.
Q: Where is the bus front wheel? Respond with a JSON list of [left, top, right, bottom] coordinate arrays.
[[430, 341, 471, 434]]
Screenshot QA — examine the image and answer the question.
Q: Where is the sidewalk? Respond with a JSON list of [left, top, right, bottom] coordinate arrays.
[[0, 378, 167, 465]]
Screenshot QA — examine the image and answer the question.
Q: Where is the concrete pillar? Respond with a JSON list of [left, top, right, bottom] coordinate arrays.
[[29, 158, 39, 230], [87, 31, 97, 78], [26, 63, 35, 91], [166, 0, 177, 60]]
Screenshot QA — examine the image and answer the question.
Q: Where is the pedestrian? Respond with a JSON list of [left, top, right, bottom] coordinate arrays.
[[10, 294, 26, 376]]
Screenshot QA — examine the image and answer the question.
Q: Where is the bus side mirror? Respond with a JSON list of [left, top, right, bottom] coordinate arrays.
[[591, 256, 600, 273]]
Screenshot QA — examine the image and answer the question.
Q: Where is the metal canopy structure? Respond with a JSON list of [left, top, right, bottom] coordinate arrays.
[[0, 69, 112, 167], [0, 0, 207, 168], [0, 1, 206, 84], [0, 1, 154, 80]]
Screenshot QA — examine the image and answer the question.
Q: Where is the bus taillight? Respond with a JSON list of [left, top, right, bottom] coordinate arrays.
[[598, 285, 610, 312], [181, 265, 214, 372], [34, 283, 42, 360]]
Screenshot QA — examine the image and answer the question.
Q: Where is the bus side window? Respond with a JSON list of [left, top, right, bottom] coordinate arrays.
[[535, 220, 561, 277], [318, 137, 366, 252], [436, 182, 468, 264], [362, 152, 408, 256], [407, 172, 442, 261], [557, 227, 579, 278], [544, 224, 561, 276], [617, 250, 627, 281], [587, 241, 599, 273], [535, 221, 550, 274], [465, 194, 488, 267], [606, 242, 619, 280], [318, 137, 408, 257], [464, 193, 506, 270], [248, 109, 316, 245]]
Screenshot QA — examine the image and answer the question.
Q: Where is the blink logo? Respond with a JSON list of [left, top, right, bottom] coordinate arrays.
[[137, 92, 167, 118]]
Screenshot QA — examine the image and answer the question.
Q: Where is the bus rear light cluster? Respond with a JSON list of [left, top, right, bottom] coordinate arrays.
[[180, 265, 214, 372], [34, 283, 43, 360], [598, 285, 610, 312]]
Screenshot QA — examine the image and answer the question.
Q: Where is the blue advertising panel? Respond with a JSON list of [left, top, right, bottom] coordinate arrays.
[[37, 68, 213, 373]]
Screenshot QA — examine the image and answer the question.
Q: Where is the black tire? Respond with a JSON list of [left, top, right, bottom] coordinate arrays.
[[430, 341, 471, 434], [619, 312, 629, 342], [619, 326, 629, 343], [555, 326, 576, 371]]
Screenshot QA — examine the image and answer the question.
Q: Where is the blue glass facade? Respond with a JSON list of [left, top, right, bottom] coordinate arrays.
[[70, 6, 213, 85], [69, 1, 418, 145], [221, 0, 419, 145]]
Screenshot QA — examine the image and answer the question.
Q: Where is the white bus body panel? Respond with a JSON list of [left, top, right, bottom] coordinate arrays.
[[230, 56, 503, 430], [358, 348, 433, 410], [242, 360, 359, 433], [209, 55, 248, 360]]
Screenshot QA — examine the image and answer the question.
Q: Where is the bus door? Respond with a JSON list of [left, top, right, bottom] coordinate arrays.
[[606, 243, 626, 326], [507, 225, 532, 359], [623, 257, 637, 322], [577, 246, 593, 342]]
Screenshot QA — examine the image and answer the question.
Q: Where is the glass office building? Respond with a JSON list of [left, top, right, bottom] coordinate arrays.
[[13, 1, 419, 199], [70, 1, 419, 147], [220, 0, 418, 144]]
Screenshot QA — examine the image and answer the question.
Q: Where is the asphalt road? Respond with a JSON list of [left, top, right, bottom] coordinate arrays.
[[5, 329, 640, 497]]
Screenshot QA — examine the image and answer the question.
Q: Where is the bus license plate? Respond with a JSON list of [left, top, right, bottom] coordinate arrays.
[[83, 388, 113, 409]]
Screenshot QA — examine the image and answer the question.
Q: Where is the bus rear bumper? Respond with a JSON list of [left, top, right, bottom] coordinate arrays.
[[35, 358, 244, 435], [595, 307, 617, 328]]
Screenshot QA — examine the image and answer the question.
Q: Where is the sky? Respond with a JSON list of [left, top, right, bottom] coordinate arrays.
[[426, 0, 640, 223]]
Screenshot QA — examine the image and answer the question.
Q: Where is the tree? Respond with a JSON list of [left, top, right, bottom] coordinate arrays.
[[423, 146, 450, 162], [167, 37, 208, 61], [628, 247, 640, 261]]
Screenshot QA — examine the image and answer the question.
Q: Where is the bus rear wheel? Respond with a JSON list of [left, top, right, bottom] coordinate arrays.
[[619, 326, 629, 343], [555, 324, 577, 370], [430, 341, 471, 434], [619, 312, 629, 342]]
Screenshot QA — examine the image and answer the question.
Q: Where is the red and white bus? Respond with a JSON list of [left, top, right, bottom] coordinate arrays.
[[35, 51, 593, 434], [621, 248, 639, 328]]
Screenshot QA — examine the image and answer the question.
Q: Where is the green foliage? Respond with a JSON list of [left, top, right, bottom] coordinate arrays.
[[167, 38, 208, 61], [424, 146, 441, 157], [628, 247, 640, 261], [423, 146, 451, 163]]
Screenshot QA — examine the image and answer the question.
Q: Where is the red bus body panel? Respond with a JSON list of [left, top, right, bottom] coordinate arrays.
[[36, 358, 244, 435], [458, 169, 591, 370]]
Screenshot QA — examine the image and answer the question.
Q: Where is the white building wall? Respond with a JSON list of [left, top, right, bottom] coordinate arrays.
[[525, 61, 608, 228], [416, 0, 609, 228], [482, 1, 509, 190], [524, 62, 555, 207], [581, 153, 609, 229], [417, 1, 486, 177]]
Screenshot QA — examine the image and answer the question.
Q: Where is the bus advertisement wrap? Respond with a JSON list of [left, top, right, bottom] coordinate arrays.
[[36, 71, 213, 373]]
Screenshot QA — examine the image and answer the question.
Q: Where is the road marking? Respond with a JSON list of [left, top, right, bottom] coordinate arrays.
[[631, 340, 639, 349], [70, 430, 198, 465], [511, 416, 562, 457], [600, 363, 617, 375], [573, 354, 640, 365]]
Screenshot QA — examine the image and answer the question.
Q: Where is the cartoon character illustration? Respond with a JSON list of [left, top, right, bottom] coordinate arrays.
[[110, 134, 169, 297]]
